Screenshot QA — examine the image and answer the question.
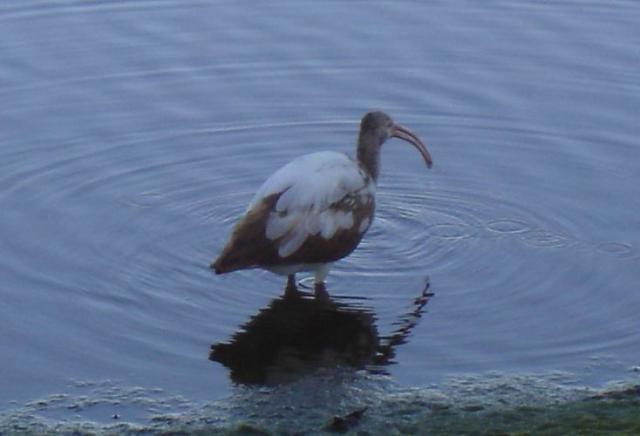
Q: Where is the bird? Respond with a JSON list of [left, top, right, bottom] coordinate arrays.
[[211, 111, 432, 292]]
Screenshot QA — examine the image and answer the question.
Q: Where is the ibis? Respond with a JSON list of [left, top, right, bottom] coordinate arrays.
[[211, 111, 432, 291]]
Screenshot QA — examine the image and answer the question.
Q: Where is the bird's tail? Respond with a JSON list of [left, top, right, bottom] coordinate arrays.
[[210, 254, 234, 274], [210, 247, 254, 274], [210, 194, 279, 274], [210, 257, 225, 274]]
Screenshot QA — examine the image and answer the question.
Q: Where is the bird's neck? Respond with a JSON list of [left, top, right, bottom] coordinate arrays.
[[357, 132, 381, 182]]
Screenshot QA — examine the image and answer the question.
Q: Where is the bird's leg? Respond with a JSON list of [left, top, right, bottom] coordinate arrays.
[[314, 281, 329, 301], [313, 263, 331, 299], [285, 274, 297, 295]]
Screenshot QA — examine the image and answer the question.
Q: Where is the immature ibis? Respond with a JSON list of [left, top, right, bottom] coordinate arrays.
[[211, 111, 432, 291]]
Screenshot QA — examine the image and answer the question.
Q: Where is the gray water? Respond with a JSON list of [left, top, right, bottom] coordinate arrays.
[[1, 0, 639, 431]]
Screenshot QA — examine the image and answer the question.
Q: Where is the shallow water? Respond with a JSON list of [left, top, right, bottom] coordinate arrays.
[[1, 0, 639, 429]]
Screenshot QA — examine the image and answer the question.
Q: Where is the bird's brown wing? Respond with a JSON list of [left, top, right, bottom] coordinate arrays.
[[281, 193, 374, 265], [212, 189, 374, 274]]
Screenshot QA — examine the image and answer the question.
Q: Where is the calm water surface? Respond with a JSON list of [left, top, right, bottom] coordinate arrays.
[[1, 0, 639, 430]]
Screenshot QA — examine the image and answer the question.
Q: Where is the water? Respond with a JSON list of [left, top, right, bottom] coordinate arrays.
[[1, 0, 639, 431]]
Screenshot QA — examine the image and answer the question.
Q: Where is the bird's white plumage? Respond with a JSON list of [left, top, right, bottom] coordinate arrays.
[[248, 151, 375, 258]]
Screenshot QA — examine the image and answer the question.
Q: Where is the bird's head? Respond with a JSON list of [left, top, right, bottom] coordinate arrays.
[[359, 111, 432, 168]]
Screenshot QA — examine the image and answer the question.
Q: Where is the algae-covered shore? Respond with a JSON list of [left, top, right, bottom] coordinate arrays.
[[403, 385, 640, 436], [1, 378, 638, 435]]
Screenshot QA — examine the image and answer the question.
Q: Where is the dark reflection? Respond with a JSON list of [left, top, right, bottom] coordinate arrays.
[[210, 279, 433, 385]]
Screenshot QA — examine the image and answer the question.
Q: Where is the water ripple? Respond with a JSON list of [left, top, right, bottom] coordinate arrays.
[[1, 0, 639, 414], [0, 0, 207, 23], [2, 115, 635, 318]]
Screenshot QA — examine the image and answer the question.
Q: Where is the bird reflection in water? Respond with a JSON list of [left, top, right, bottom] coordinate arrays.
[[210, 279, 433, 385]]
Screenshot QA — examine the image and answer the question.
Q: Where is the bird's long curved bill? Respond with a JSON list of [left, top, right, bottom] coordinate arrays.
[[391, 124, 433, 168]]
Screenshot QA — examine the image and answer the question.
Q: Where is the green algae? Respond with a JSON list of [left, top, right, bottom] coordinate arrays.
[[403, 387, 640, 436]]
